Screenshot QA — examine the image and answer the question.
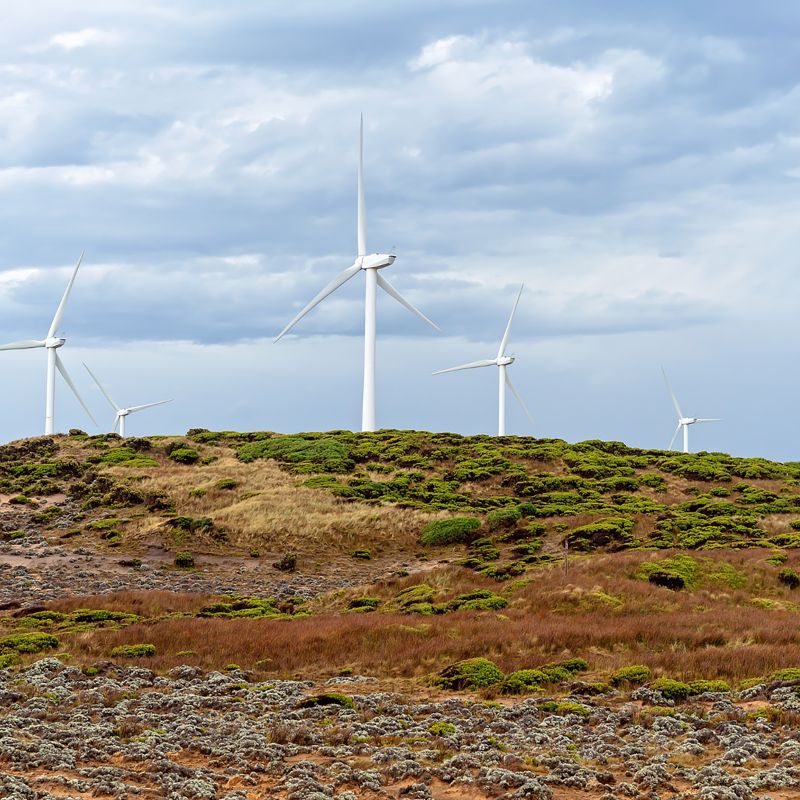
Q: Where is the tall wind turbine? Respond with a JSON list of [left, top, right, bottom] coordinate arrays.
[[433, 284, 533, 436], [83, 363, 172, 438], [0, 253, 96, 434], [662, 368, 720, 453], [274, 115, 440, 431]]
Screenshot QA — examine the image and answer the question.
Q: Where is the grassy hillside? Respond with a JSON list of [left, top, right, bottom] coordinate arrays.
[[3, 429, 800, 690]]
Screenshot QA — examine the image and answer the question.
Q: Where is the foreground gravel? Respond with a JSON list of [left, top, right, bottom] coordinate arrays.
[[1, 659, 800, 799]]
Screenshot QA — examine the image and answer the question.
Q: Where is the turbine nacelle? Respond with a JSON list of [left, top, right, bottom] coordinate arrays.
[[496, 355, 514, 366], [680, 417, 699, 426], [359, 253, 396, 270], [45, 337, 65, 349]]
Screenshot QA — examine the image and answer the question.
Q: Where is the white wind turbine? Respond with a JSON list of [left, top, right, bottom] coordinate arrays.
[[662, 368, 720, 453], [433, 284, 533, 436], [83, 363, 172, 438], [0, 253, 96, 434], [274, 115, 440, 432]]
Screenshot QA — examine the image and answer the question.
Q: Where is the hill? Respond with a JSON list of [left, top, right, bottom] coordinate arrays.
[[4, 429, 800, 798]]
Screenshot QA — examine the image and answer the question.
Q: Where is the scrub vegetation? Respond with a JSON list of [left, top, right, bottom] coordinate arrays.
[[4, 429, 800, 694]]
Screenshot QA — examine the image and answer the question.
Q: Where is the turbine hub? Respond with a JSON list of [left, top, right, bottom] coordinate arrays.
[[361, 253, 396, 270], [119, 409, 130, 417], [45, 337, 65, 349], [497, 356, 514, 366], [680, 417, 697, 425]]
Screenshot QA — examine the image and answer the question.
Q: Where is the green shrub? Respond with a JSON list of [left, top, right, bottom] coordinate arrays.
[[347, 597, 380, 612], [199, 597, 286, 619], [611, 664, 651, 687], [420, 517, 481, 546], [393, 584, 435, 611], [638, 555, 700, 591], [448, 589, 508, 612], [568, 517, 635, 551], [169, 448, 200, 464], [778, 568, 800, 589], [351, 548, 371, 560], [688, 679, 731, 694], [174, 552, 195, 568], [0, 653, 19, 669], [298, 692, 355, 709], [770, 668, 800, 682], [486, 506, 522, 531], [651, 678, 692, 701], [0, 632, 58, 654], [434, 658, 504, 690], [238, 436, 354, 473], [428, 720, 456, 737], [215, 478, 238, 490], [111, 644, 156, 658], [502, 669, 549, 694], [552, 701, 591, 718]]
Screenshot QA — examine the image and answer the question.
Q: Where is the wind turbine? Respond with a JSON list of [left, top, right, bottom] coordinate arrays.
[[0, 253, 96, 434], [433, 284, 533, 436], [274, 115, 440, 432], [83, 363, 172, 438], [662, 368, 720, 453]]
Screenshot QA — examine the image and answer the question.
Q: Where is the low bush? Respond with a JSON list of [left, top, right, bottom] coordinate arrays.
[[347, 597, 380, 612], [169, 448, 200, 465], [651, 678, 692, 701], [298, 692, 355, 709], [351, 549, 371, 560], [448, 589, 508, 612], [502, 669, 549, 694], [428, 721, 456, 737], [610, 664, 651, 687], [420, 517, 481, 546], [174, 552, 195, 568], [0, 632, 58, 654], [778, 568, 800, 589], [111, 644, 156, 658], [434, 657, 504, 690], [214, 478, 238, 490]]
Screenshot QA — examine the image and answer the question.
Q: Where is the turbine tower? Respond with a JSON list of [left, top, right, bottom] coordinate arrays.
[[275, 115, 440, 431], [83, 363, 172, 438], [662, 368, 720, 453], [433, 284, 533, 436], [0, 253, 96, 434]]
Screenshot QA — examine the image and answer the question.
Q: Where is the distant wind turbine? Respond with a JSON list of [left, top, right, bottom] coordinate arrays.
[[434, 284, 533, 436], [662, 368, 720, 453], [83, 363, 172, 438], [0, 253, 96, 434], [274, 115, 440, 432]]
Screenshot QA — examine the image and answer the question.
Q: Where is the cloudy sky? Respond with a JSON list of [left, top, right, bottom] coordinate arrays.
[[1, 1, 798, 459]]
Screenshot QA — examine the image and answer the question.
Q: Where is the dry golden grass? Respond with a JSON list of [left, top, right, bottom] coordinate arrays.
[[96, 447, 442, 557]]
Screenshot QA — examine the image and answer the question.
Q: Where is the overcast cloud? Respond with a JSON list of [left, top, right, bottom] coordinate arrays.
[[1, 1, 799, 458]]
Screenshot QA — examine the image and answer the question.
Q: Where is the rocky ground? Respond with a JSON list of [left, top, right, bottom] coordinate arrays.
[[2, 658, 800, 800], [0, 531, 371, 608]]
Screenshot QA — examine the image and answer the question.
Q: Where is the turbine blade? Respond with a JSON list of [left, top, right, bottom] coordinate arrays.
[[661, 367, 684, 420], [0, 339, 45, 351], [497, 283, 524, 358], [274, 263, 362, 342], [55, 353, 97, 426], [433, 359, 496, 375], [358, 114, 366, 256], [668, 422, 681, 451], [695, 418, 721, 423], [48, 252, 84, 338], [376, 273, 441, 332], [113, 414, 121, 433], [82, 362, 120, 412], [127, 399, 173, 414], [505, 372, 534, 427]]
